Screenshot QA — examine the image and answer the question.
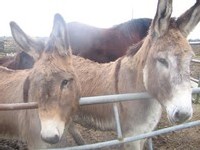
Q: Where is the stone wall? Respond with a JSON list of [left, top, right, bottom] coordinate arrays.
[[0, 37, 4, 52], [0, 36, 46, 54], [3, 37, 21, 53]]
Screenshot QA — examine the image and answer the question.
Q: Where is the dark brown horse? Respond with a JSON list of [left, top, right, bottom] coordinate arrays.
[[0, 18, 151, 69], [69, 18, 151, 62], [0, 51, 34, 69]]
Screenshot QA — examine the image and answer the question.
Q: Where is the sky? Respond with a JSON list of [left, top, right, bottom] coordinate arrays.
[[0, 0, 199, 39]]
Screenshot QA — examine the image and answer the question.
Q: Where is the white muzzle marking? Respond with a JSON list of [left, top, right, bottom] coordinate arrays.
[[166, 87, 193, 124], [40, 119, 65, 144]]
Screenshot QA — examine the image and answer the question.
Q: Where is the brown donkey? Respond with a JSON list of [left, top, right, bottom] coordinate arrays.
[[0, 14, 80, 148], [70, 0, 200, 149]]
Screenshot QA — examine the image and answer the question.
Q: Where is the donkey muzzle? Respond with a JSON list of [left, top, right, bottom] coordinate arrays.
[[168, 107, 193, 124], [40, 119, 65, 144], [41, 132, 60, 144]]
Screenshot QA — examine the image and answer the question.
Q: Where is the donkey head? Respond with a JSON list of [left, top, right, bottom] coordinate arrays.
[[10, 14, 81, 144], [143, 0, 200, 124]]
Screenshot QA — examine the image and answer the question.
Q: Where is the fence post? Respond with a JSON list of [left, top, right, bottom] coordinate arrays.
[[113, 103, 123, 140], [147, 138, 154, 150], [195, 75, 200, 103]]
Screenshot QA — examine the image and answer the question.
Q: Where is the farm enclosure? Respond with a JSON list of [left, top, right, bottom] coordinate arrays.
[[0, 38, 200, 150]]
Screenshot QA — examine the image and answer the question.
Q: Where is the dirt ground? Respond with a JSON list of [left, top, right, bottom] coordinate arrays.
[[58, 103, 200, 150], [153, 104, 200, 150]]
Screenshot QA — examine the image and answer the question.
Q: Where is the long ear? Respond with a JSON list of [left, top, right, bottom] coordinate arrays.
[[46, 13, 72, 57], [151, 0, 172, 38], [176, 0, 200, 37], [10, 22, 45, 60]]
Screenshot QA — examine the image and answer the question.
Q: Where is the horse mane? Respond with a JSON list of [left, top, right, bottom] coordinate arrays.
[[114, 18, 151, 29], [126, 40, 144, 56], [113, 18, 152, 36]]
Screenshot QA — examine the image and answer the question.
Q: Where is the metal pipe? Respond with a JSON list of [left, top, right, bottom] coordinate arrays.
[[189, 41, 200, 45], [113, 103, 123, 140], [147, 138, 153, 150], [192, 59, 200, 63], [43, 120, 200, 150], [80, 87, 200, 105], [195, 76, 200, 103], [79, 92, 151, 105], [0, 102, 38, 110], [192, 87, 200, 94], [0, 87, 200, 110], [191, 77, 199, 83]]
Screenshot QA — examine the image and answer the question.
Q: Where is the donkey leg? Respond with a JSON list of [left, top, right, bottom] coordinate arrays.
[[68, 123, 86, 145]]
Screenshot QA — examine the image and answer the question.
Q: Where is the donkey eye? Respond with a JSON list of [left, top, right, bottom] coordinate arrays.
[[157, 58, 168, 68], [62, 79, 69, 85], [61, 79, 71, 89]]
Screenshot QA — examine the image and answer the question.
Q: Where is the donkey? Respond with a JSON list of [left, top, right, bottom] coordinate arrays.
[[70, 0, 200, 149], [0, 14, 80, 149]]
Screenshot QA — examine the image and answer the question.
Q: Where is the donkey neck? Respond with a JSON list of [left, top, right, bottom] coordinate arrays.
[[118, 37, 152, 93], [73, 55, 117, 96], [73, 39, 162, 132], [0, 67, 29, 104], [116, 39, 162, 132]]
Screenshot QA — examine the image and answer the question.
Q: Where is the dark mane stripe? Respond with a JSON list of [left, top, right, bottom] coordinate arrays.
[[114, 58, 122, 94], [23, 77, 30, 102]]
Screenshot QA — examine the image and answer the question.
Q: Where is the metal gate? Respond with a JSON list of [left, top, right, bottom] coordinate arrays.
[[1, 87, 200, 150]]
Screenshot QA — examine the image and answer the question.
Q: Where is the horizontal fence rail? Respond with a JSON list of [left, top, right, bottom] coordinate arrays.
[[0, 102, 38, 111], [189, 41, 200, 45], [192, 59, 200, 63], [42, 120, 200, 150], [191, 77, 199, 83], [0, 87, 200, 110], [80, 87, 200, 105]]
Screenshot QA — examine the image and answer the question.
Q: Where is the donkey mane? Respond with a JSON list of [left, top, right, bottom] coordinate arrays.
[[126, 18, 179, 55], [126, 40, 144, 56]]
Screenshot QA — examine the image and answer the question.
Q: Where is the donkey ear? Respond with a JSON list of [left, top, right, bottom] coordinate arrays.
[[10, 22, 45, 60], [46, 13, 72, 57], [176, 0, 200, 37], [151, 0, 172, 38]]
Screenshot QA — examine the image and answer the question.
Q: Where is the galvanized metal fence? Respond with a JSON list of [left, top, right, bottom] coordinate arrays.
[[45, 88, 200, 150], [191, 57, 200, 103], [1, 87, 200, 150]]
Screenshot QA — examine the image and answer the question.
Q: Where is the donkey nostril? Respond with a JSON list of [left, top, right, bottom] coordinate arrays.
[[174, 110, 191, 123], [41, 134, 60, 144], [174, 110, 181, 118]]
